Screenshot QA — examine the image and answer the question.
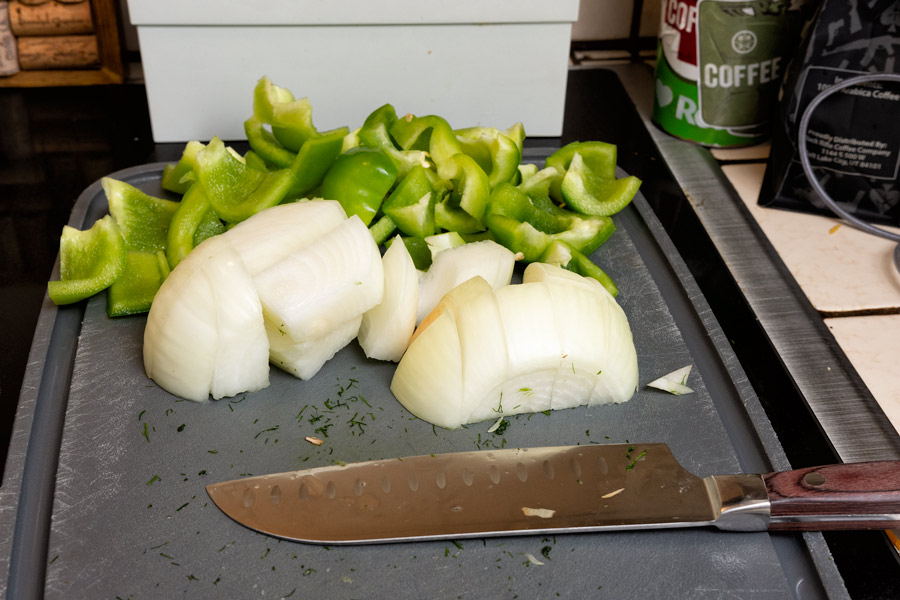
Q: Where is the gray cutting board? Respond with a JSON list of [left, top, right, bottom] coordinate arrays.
[[3, 164, 847, 599]]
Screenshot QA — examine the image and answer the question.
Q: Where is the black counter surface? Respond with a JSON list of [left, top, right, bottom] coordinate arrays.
[[0, 68, 897, 598]]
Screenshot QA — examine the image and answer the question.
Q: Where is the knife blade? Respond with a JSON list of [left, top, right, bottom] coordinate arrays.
[[205, 444, 900, 544]]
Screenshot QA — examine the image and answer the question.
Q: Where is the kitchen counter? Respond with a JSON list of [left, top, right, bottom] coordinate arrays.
[[1, 66, 898, 598]]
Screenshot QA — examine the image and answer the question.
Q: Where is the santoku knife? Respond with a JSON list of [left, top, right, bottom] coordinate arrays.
[[206, 444, 900, 544]]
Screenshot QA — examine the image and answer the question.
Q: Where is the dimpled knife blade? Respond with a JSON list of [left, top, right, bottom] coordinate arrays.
[[206, 443, 777, 544]]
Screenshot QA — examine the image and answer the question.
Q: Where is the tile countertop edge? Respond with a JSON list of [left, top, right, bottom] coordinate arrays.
[[604, 62, 900, 464]]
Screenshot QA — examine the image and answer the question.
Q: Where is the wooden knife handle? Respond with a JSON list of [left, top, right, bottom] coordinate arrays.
[[764, 461, 900, 531]]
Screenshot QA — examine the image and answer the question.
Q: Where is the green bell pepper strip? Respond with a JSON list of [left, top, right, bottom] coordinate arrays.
[[342, 128, 362, 153], [161, 140, 204, 194], [252, 76, 318, 152], [381, 164, 436, 238], [286, 126, 349, 198], [389, 114, 461, 179], [545, 141, 618, 201], [485, 183, 615, 263], [104, 177, 179, 253], [386, 235, 433, 271], [539, 240, 618, 297], [243, 149, 270, 172], [561, 152, 641, 217], [434, 199, 485, 234], [369, 215, 398, 246], [196, 137, 295, 224], [48, 215, 127, 305], [515, 163, 539, 186], [319, 148, 398, 226], [455, 127, 521, 190], [424, 231, 466, 261], [107, 250, 170, 317], [505, 122, 526, 156], [244, 115, 296, 169], [359, 104, 431, 177], [440, 152, 490, 221], [165, 183, 226, 268]]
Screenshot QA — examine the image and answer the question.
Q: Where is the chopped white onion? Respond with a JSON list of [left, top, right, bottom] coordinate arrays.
[[416, 240, 515, 324], [253, 215, 384, 341], [647, 365, 694, 395], [358, 236, 418, 362]]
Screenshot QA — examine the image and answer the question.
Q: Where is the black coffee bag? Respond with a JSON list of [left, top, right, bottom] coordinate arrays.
[[759, 0, 900, 226]]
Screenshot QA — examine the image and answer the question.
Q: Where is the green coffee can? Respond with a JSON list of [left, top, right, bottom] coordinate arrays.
[[652, 0, 813, 147]]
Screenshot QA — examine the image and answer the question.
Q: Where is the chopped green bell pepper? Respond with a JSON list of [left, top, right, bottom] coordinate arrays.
[[252, 76, 318, 152], [196, 137, 295, 224], [539, 240, 618, 297], [440, 152, 490, 221], [389, 114, 461, 179], [386, 235, 433, 271], [48, 215, 127, 305], [107, 250, 170, 317], [359, 104, 431, 177], [369, 215, 398, 246], [243, 149, 270, 172], [561, 152, 641, 217], [319, 147, 398, 226], [545, 141, 618, 202], [455, 126, 521, 189], [165, 183, 226, 268], [161, 140, 204, 194], [286, 126, 348, 198], [381, 164, 436, 238], [244, 115, 296, 169], [485, 183, 615, 263], [103, 178, 179, 253]]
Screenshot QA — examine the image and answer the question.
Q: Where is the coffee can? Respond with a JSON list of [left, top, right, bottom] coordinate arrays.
[[652, 0, 815, 147]]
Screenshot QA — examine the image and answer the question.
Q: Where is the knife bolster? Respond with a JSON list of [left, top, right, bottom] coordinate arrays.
[[704, 474, 770, 532]]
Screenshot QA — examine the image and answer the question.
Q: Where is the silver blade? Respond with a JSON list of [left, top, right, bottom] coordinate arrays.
[[206, 444, 743, 544]]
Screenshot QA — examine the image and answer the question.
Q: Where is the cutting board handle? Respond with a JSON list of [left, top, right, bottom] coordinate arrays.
[[764, 461, 900, 531]]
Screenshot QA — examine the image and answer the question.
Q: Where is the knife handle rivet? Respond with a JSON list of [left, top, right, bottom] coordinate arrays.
[[326, 481, 337, 499], [270, 485, 282, 506], [242, 488, 254, 508], [435, 471, 447, 490], [409, 474, 419, 492], [380, 476, 391, 494], [804, 472, 826, 487], [354, 478, 366, 496]]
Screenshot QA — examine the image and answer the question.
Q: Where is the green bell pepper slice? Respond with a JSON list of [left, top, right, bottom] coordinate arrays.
[[165, 183, 226, 268], [107, 250, 171, 317], [455, 126, 522, 190], [320, 147, 398, 226], [252, 76, 318, 152], [381, 164, 436, 238], [485, 183, 615, 263], [369, 215, 398, 246], [389, 114, 461, 179], [434, 198, 485, 234], [196, 137, 295, 224], [386, 235, 433, 271], [545, 141, 618, 201], [539, 240, 618, 297], [48, 215, 127, 305], [161, 140, 204, 194], [243, 149, 270, 172], [360, 104, 432, 177], [104, 178, 179, 253], [561, 152, 641, 217], [440, 152, 490, 221], [286, 126, 349, 198], [244, 115, 296, 169]]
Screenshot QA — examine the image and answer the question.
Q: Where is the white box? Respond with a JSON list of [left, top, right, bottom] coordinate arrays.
[[127, 1, 580, 142]]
